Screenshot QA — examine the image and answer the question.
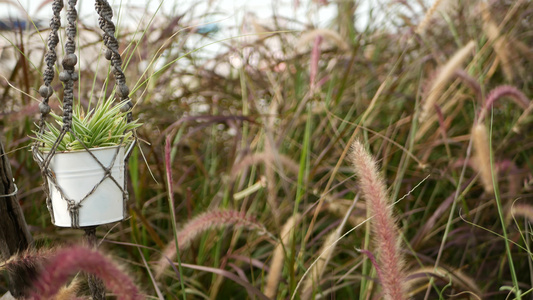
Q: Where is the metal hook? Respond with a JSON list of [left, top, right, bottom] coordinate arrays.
[[0, 184, 18, 198]]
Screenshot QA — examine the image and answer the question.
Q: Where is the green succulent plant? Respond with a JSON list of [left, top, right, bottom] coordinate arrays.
[[33, 97, 141, 152]]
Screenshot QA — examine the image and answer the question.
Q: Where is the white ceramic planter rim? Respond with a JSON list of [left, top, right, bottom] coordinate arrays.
[[44, 145, 126, 227]]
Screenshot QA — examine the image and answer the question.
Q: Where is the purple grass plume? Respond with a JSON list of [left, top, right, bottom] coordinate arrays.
[[0, 248, 53, 274], [155, 209, 266, 279], [310, 35, 323, 90], [479, 85, 530, 122], [29, 245, 142, 300], [350, 140, 409, 300]]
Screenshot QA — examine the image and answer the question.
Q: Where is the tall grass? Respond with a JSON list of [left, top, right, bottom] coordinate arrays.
[[0, 0, 532, 299]]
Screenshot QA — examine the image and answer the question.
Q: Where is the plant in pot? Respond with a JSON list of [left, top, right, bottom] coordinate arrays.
[[32, 97, 141, 228]]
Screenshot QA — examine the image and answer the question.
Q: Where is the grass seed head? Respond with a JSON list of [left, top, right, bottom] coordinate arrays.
[[349, 140, 408, 300], [264, 214, 300, 299], [155, 209, 265, 279], [419, 40, 476, 123], [472, 123, 494, 194]]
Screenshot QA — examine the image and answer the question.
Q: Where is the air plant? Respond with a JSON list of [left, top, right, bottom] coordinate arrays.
[[32, 97, 141, 152]]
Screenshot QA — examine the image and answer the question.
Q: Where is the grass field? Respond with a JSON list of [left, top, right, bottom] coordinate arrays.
[[1, 0, 533, 299]]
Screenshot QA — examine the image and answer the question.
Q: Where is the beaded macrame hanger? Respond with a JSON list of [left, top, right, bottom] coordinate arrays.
[[32, 0, 135, 229]]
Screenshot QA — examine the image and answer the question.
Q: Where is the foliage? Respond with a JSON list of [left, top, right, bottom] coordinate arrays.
[[32, 97, 141, 152]]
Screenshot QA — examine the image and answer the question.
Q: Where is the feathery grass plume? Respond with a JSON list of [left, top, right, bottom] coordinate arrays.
[[0, 292, 16, 299], [0, 248, 51, 297], [513, 102, 533, 133], [299, 194, 360, 300], [0, 248, 53, 273], [407, 266, 482, 298], [357, 249, 384, 285], [471, 123, 494, 194], [513, 37, 533, 63], [453, 69, 482, 103], [54, 277, 82, 300], [231, 152, 300, 178], [478, 85, 530, 122], [155, 209, 266, 279], [481, 2, 514, 82], [498, 160, 521, 197], [507, 203, 533, 225], [263, 107, 283, 225], [419, 40, 476, 123], [296, 28, 349, 52], [349, 140, 408, 300], [30, 245, 142, 300], [416, 0, 443, 35], [0, 246, 60, 293], [326, 201, 366, 227], [301, 228, 342, 300], [264, 214, 300, 299], [434, 104, 448, 140], [309, 35, 323, 91]]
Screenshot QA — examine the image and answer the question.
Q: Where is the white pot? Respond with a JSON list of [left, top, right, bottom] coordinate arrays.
[[46, 146, 126, 227]]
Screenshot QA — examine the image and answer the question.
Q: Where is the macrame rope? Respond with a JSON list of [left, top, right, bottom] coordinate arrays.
[[33, 0, 61, 219], [95, 0, 133, 120], [37, 0, 63, 131], [59, 0, 78, 130]]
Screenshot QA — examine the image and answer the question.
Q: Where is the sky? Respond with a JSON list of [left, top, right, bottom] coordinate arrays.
[[0, 0, 383, 63], [0, 0, 341, 30]]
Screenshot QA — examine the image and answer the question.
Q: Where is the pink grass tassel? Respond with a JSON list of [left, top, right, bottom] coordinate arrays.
[[350, 140, 408, 300], [155, 209, 265, 279], [479, 85, 530, 122], [309, 35, 323, 91], [30, 245, 142, 300]]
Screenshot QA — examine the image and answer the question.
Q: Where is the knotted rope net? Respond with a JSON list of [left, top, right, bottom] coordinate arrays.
[[32, 0, 136, 229]]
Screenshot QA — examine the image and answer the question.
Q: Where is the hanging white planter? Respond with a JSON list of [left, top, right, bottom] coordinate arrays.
[[42, 146, 127, 227], [32, 0, 139, 231]]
